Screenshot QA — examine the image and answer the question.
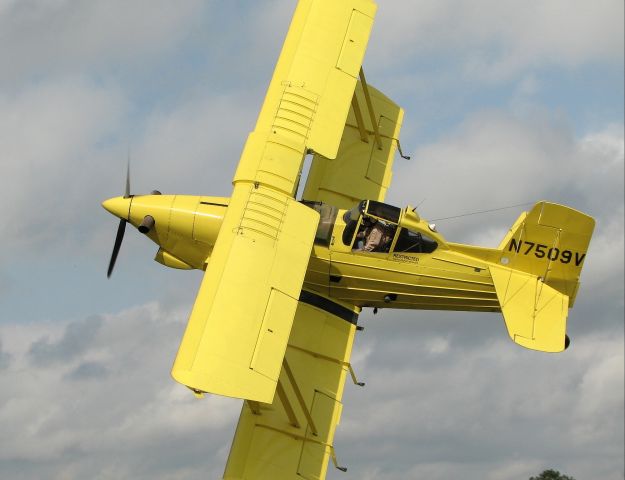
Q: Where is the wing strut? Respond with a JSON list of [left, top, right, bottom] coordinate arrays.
[[283, 358, 319, 436], [276, 380, 301, 429], [288, 343, 366, 387], [359, 67, 383, 150], [254, 424, 349, 473], [247, 400, 262, 415], [247, 355, 351, 473], [351, 92, 369, 143], [223, 297, 361, 478]]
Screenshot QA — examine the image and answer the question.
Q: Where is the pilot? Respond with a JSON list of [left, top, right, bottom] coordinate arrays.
[[354, 217, 373, 250], [356, 218, 392, 252]]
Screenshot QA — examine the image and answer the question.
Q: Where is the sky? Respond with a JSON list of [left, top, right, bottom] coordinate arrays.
[[0, 1, 623, 479]]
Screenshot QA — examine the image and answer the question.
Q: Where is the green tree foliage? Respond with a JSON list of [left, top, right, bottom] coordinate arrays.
[[529, 469, 576, 480]]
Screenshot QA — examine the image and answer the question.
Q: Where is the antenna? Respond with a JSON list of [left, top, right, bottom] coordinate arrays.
[[431, 202, 533, 222]]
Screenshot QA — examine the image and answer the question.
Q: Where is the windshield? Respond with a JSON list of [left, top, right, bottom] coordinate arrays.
[[366, 200, 401, 223]]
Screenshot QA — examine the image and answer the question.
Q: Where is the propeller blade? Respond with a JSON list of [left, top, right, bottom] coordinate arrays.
[[107, 218, 127, 278], [124, 161, 131, 199]]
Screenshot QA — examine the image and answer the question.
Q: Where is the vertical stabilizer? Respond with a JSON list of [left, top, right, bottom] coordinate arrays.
[[491, 202, 594, 352], [497, 202, 594, 304]]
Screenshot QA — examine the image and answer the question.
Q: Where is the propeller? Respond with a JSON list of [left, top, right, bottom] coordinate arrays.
[[106, 163, 130, 278]]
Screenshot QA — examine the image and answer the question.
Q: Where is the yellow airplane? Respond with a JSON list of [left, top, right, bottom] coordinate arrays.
[[102, 0, 595, 478]]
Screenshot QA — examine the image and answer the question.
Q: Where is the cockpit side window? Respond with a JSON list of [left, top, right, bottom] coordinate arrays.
[[342, 218, 359, 246], [393, 228, 438, 254], [341, 200, 367, 246], [352, 217, 396, 252], [302, 201, 338, 246]]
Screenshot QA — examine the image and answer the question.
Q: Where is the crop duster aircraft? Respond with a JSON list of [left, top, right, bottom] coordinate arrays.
[[102, 0, 595, 478]]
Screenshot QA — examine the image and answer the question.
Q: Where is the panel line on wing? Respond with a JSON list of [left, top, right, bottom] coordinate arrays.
[[243, 206, 283, 223], [239, 187, 290, 241], [271, 86, 318, 146], [276, 106, 315, 122]]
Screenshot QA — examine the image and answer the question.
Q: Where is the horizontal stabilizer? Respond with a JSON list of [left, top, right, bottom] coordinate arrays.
[[491, 265, 569, 353]]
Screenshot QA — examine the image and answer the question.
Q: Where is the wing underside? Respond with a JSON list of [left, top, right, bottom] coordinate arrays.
[[223, 291, 361, 480], [302, 80, 404, 210]]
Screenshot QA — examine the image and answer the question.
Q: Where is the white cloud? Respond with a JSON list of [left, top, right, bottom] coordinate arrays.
[[4, 303, 619, 479], [0, 78, 125, 250], [369, 0, 624, 82], [131, 92, 257, 197], [336, 328, 624, 480], [0, 79, 260, 256], [0, 0, 206, 85]]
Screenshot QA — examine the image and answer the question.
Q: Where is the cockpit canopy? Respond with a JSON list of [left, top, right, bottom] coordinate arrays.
[[342, 200, 442, 254], [343, 200, 400, 224]]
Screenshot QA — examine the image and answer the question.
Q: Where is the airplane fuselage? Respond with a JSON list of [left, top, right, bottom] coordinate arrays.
[[305, 244, 499, 313], [103, 194, 500, 314]]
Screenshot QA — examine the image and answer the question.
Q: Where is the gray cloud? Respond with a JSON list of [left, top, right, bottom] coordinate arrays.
[[64, 361, 109, 381], [29, 315, 103, 366], [335, 326, 624, 480], [0, 78, 126, 252], [0, 338, 10, 369], [389, 113, 623, 235], [368, 0, 624, 82], [4, 303, 619, 480], [0, 303, 240, 479], [0, 0, 206, 87]]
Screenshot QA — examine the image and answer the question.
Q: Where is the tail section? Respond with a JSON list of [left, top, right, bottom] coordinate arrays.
[[492, 202, 594, 352], [497, 202, 595, 303]]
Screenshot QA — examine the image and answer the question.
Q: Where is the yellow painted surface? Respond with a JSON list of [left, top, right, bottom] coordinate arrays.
[[154, 248, 193, 270], [223, 296, 358, 480], [314, 201, 593, 353], [495, 201, 595, 305], [234, 0, 377, 197], [303, 82, 404, 209], [171, 186, 319, 403], [491, 266, 570, 352], [102, 194, 227, 269]]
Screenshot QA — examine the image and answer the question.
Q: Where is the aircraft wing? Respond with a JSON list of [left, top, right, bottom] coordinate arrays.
[[223, 291, 361, 480], [172, 0, 377, 403], [302, 81, 404, 209]]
